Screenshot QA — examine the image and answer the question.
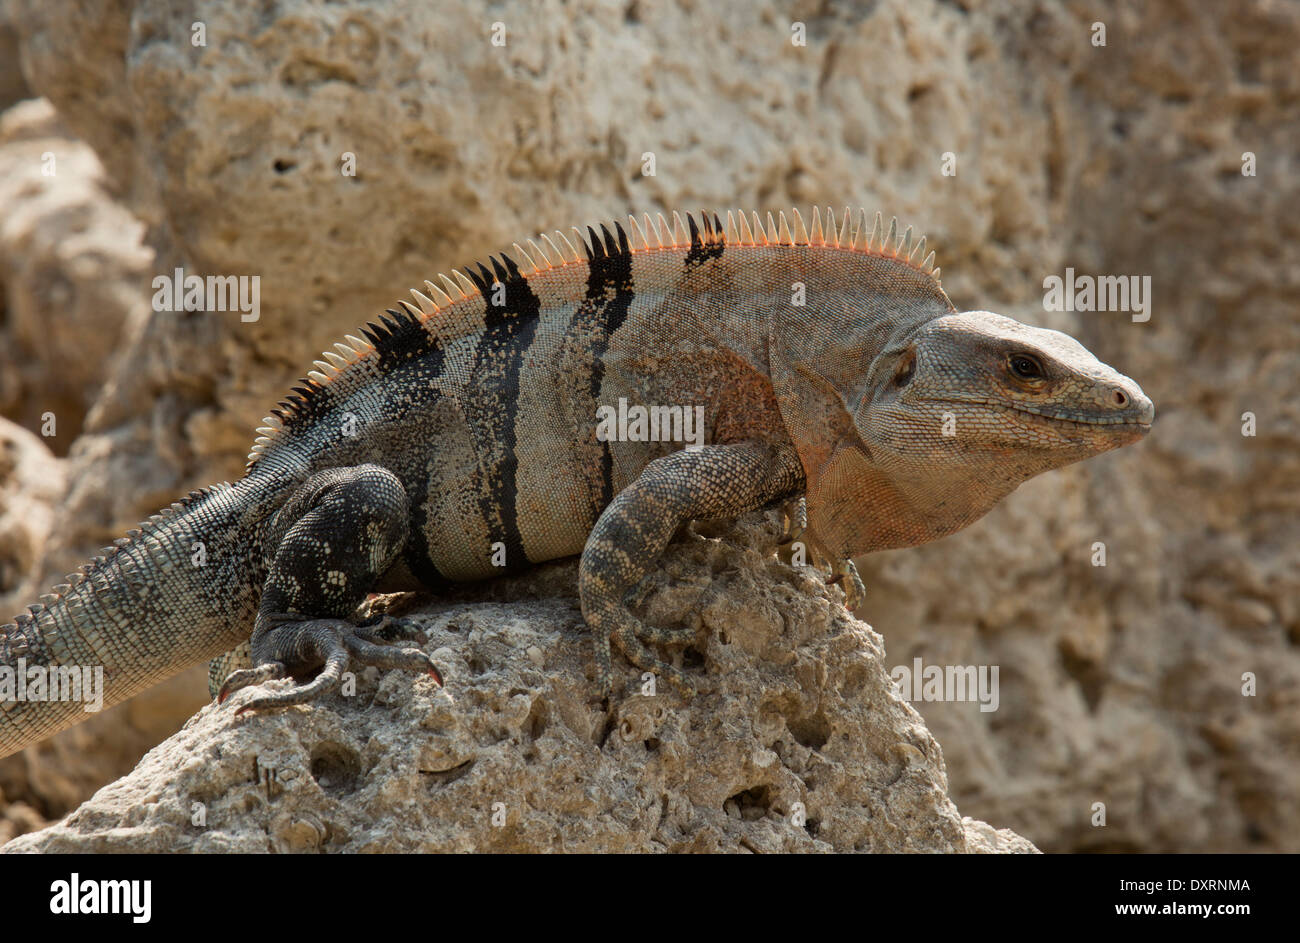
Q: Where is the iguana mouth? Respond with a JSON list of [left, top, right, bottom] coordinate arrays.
[[936, 397, 1153, 429]]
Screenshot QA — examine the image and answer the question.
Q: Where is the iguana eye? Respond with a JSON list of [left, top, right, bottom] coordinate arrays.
[[893, 351, 916, 388], [1008, 353, 1044, 380]]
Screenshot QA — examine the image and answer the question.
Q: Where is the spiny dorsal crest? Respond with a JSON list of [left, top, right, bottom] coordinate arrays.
[[245, 207, 940, 467]]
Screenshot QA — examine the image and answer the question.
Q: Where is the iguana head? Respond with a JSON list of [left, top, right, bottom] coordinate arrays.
[[763, 219, 1153, 561], [848, 308, 1153, 537]]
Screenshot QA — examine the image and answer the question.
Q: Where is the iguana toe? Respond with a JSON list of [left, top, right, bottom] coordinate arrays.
[[777, 495, 807, 545], [353, 613, 426, 644], [341, 631, 443, 684], [225, 616, 442, 715], [828, 558, 866, 610], [631, 622, 699, 645], [586, 600, 698, 699], [217, 662, 286, 704]]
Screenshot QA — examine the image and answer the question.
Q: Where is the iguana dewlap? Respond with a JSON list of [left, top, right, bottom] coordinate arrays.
[[0, 208, 1153, 758]]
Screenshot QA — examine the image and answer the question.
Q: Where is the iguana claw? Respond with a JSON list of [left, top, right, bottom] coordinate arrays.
[[777, 495, 807, 545], [827, 558, 866, 610], [776, 496, 809, 565], [221, 614, 442, 714]]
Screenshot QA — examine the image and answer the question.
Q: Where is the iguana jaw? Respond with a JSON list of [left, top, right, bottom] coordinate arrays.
[[929, 395, 1153, 448], [934, 396, 1153, 428]]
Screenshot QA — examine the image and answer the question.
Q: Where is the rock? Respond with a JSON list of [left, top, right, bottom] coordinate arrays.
[[0, 10, 31, 110], [0, 665, 211, 836], [1, 513, 1036, 853], [0, 100, 194, 844], [0, 797, 44, 847], [0, 418, 63, 840], [0, 417, 209, 838], [0, 98, 152, 453], [0, 417, 64, 608], [852, 0, 1300, 853]]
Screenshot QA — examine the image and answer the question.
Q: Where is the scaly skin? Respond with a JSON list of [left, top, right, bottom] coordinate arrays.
[[0, 207, 1152, 758]]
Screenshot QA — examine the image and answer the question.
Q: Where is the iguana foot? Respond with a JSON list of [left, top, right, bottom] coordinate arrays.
[[827, 558, 866, 610], [777, 495, 807, 545], [775, 496, 807, 565], [354, 612, 427, 643], [586, 601, 698, 700], [771, 520, 864, 609], [216, 662, 286, 702], [621, 579, 700, 646], [219, 614, 441, 715]]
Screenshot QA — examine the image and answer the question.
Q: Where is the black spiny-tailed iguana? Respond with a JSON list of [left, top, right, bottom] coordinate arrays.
[[0, 208, 1153, 759]]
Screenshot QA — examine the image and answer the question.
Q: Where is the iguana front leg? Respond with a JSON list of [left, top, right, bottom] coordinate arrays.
[[218, 464, 442, 713], [579, 441, 804, 697]]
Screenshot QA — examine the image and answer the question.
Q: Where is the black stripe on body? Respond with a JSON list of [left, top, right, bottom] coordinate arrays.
[[398, 332, 455, 592], [575, 224, 635, 511], [464, 254, 542, 576], [268, 303, 439, 434]]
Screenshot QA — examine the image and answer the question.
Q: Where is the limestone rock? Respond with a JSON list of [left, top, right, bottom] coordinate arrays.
[[2, 514, 1036, 853], [0, 415, 209, 840], [0, 98, 151, 452], [0, 10, 31, 110], [0, 666, 210, 837], [0, 797, 43, 847], [0, 417, 63, 608], [0, 99, 194, 843]]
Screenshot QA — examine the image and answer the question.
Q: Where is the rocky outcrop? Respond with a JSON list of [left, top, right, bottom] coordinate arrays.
[[0, 417, 60, 842], [0, 98, 151, 454], [2, 514, 1037, 853], [0, 665, 210, 842], [0, 0, 1296, 851], [0, 418, 63, 608]]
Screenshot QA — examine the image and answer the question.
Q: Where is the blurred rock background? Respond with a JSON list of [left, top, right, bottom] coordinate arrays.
[[0, 0, 1296, 851]]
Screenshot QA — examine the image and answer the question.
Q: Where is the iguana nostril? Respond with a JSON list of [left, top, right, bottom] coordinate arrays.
[[1112, 388, 1129, 407]]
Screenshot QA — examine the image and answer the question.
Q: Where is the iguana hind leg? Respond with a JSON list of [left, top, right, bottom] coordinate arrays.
[[579, 441, 804, 698], [218, 465, 442, 713]]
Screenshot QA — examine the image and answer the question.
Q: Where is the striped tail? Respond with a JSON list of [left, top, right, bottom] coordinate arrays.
[[0, 479, 274, 758]]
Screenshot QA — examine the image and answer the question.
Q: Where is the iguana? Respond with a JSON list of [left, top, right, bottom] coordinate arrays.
[[0, 207, 1153, 759]]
